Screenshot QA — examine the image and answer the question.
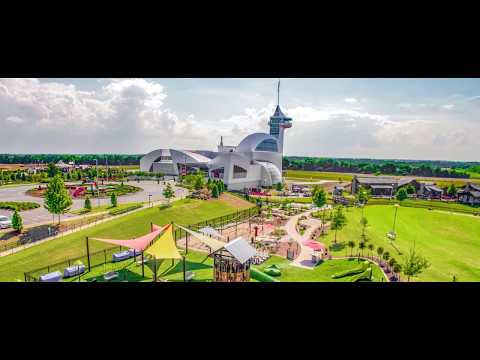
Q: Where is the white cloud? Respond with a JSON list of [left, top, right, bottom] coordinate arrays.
[[442, 104, 455, 110], [345, 97, 357, 103]]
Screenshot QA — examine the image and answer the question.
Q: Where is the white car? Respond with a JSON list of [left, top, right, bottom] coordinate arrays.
[[0, 215, 12, 229]]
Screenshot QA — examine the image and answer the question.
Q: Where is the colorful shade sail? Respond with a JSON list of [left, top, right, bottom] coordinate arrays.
[[90, 223, 168, 252], [144, 224, 182, 260], [175, 224, 225, 252]]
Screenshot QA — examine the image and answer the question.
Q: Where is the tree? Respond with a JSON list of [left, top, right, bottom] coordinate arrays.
[[405, 184, 416, 195], [194, 175, 205, 191], [376, 246, 384, 260], [358, 241, 366, 258], [84, 196, 92, 211], [403, 245, 430, 281], [382, 251, 390, 261], [11, 209, 23, 233], [47, 163, 58, 178], [212, 184, 220, 198], [367, 243, 374, 257], [110, 192, 118, 207], [163, 183, 175, 205], [347, 241, 356, 257], [396, 187, 408, 201], [275, 182, 283, 192], [44, 174, 73, 225], [393, 263, 402, 280], [360, 216, 368, 241], [447, 183, 457, 197], [312, 186, 327, 209], [330, 205, 347, 243], [356, 186, 370, 204]]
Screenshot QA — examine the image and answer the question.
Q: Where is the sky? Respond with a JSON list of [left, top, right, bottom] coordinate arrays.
[[1, 78, 479, 161]]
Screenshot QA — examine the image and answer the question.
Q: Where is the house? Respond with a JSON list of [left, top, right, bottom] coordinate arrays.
[[457, 183, 480, 205], [418, 184, 443, 199], [351, 176, 416, 198]]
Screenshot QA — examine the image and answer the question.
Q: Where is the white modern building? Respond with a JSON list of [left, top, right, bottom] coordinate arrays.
[[140, 83, 292, 191]]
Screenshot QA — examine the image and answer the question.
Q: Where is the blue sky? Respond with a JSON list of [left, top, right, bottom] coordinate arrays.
[[1, 78, 479, 161]]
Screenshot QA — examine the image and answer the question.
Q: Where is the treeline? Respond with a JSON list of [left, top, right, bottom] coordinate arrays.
[[0, 154, 143, 165], [283, 157, 479, 179]]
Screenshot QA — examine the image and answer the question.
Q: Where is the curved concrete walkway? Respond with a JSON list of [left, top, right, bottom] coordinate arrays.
[[284, 210, 324, 269]]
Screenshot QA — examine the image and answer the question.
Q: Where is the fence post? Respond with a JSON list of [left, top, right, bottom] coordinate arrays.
[[86, 237, 91, 272]]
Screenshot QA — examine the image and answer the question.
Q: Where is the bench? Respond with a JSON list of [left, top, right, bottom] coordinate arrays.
[[112, 250, 130, 262], [63, 264, 86, 278], [103, 271, 119, 281], [185, 271, 195, 281], [39, 271, 62, 282]]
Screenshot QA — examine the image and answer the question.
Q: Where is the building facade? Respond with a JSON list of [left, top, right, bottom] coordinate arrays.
[[140, 84, 292, 191]]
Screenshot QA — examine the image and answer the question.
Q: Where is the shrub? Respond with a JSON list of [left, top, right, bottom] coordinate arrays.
[[0, 202, 40, 211], [331, 261, 369, 279]]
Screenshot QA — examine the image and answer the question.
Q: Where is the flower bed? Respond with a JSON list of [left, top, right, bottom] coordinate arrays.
[[0, 202, 40, 211]]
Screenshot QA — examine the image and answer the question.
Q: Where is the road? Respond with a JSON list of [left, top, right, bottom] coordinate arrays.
[[0, 180, 187, 226]]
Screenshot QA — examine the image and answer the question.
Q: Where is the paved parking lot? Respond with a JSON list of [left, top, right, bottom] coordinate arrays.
[[0, 180, 187, 226]]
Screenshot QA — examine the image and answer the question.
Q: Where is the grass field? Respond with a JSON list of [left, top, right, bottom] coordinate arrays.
[[0, 195, 253, 282], [256, 256, 385, 282], [320, 205, 480, 281], [250, 195, 313, 204], [367, 198, 480, 215]]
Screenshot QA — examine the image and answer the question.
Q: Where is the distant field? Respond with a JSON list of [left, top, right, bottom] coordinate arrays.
[[285, 170, 480, 187], [286, 170, 354, 182]]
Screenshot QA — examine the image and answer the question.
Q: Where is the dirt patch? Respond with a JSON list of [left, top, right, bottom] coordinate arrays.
[[219, 193, 254, 209], [0, 164, 26, 171]]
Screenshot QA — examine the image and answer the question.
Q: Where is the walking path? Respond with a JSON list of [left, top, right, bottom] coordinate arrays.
[[284, 210, 324, 269]]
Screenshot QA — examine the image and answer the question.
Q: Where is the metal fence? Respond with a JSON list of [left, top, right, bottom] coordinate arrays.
[[0, 213, 111, 254], [24, 205, 260, 282], [24, 245, 127, 282]]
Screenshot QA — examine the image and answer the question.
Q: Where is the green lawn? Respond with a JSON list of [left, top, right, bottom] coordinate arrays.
[[0, 197, 253, 282], [320, 205, 480, 281], [251, 195, 313, 204], [256, 256, 385, 282], [367, 198, 480, 215], [70, 202, 143, 215]]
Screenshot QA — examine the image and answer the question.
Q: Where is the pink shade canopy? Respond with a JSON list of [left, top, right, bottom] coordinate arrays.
[[302, 240, 326, 251], [91, 223, 169, 251]]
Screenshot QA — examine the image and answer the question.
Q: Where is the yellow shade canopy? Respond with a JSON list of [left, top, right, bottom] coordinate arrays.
[[144, 224, 182, 260]]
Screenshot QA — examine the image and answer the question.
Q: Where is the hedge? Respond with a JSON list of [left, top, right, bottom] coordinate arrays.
[[350, 268, 372, 282], [0, 202, 40, 211]]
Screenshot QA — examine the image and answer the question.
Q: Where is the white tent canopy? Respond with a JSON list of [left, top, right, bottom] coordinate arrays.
[[223, 237, 257, 264], [198, 226, 224, 239]]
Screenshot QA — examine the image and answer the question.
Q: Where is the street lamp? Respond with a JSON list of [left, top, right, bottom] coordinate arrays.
[[387, 203, 400, 240], [148, 194, 152, 207]]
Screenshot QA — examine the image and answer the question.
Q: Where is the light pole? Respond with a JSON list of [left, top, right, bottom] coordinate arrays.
[[388, 203, 400, 240], [148, 194, 152, 207], [94, 159, 100, 208]]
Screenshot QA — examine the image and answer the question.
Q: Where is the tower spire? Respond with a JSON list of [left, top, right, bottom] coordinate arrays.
[[277, 78, 280, 106]]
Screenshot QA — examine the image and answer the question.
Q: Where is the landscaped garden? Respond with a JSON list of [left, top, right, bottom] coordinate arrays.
[[319, 204, 480, 281], [26, 183, 141, 199]]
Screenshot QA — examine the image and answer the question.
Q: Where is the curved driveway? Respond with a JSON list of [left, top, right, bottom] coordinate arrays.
[[0, 180, 187, 226]]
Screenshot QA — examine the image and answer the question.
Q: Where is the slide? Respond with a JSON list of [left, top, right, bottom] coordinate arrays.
[[72, 187, 86, 198]]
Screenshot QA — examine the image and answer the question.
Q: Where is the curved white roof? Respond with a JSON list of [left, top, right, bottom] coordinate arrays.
[[236, 133, 279, 153]]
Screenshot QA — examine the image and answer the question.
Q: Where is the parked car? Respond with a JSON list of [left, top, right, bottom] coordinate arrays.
[[0, 215, 12, 229]]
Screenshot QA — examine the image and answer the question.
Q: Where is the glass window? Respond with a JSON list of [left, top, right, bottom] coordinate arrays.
[[255, 139, 278, 152], [233, 165, 247, 179]]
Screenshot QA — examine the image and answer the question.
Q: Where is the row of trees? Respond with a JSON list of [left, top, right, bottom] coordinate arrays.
[[284, 157, 473, 179], [0, 154, 142, 165]]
